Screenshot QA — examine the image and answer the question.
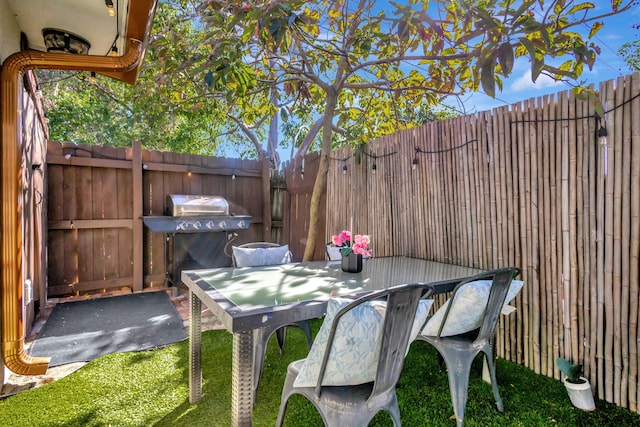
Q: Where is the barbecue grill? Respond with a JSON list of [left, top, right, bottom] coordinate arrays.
[[143, 195, 251, 288]]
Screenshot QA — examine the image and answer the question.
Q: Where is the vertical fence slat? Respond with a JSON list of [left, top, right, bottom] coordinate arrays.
[[516, 102, 528, 367], [568, 91, 580, 365], [628, 72, 640, 413], [575, 93, 586, 374], [530, 96, 541, 374], [620, 74, 632, 408], [603, 79, 616, 402]]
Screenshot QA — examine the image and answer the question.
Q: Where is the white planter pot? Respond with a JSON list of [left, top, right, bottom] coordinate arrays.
[[563, 377, 596, 411]]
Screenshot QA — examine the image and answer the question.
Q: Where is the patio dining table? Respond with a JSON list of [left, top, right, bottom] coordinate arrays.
[[182, 256, 483, 426]]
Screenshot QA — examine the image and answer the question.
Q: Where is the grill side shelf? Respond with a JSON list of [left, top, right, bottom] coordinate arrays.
[[142, 215, 252, 233]]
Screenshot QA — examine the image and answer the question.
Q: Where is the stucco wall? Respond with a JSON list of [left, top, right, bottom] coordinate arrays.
[[0, 0, 20, 62]]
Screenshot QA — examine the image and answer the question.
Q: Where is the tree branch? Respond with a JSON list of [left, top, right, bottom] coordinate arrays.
[[294, 116, 324, 161], [227, 114, 266, 158]]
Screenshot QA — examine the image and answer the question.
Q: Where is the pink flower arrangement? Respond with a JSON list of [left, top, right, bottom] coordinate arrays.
[[330, 230, 371, 257]]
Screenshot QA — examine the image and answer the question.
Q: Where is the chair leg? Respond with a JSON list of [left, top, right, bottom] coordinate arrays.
[[275, 396, 289, 427], [275, 327, 287, 355], [441, 350, 476, 427], [276, 368, 298, 427], [484, 351, 504, 412], [253, 328, 271, 400], [386, 393, 402, 427], [276, 320, 313, 355], [297, 320, 314, 350], [254, 325, 284, 400]]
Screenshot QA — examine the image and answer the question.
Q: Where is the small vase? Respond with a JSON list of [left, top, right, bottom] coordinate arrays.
[[341, 253, 363, 273]]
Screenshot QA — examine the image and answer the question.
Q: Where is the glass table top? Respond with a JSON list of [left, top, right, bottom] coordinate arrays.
[[184, 256, 483, 311]]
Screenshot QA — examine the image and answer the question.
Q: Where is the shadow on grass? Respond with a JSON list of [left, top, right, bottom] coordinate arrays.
[[1, 323, 639, 426]]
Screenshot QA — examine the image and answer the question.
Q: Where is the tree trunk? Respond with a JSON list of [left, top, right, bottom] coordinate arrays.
[[303, 89, 337, 261]]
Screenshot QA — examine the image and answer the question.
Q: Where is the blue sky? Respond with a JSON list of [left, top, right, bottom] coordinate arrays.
[[448, 5, 640, 113], [276, 3, 639, 162]]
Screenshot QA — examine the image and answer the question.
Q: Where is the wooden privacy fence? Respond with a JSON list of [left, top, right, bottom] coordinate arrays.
[[46, 141, 264, 296], [324, 72, 640, 412]]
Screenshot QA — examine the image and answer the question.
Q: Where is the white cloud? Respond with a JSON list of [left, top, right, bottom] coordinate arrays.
[[510, 70, 564, 91]]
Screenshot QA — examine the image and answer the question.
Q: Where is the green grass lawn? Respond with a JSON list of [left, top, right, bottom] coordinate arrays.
[[1, 324, 639, 426]]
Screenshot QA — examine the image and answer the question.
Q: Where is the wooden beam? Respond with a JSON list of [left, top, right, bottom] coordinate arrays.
[[74, 277, 133, 293], [48, 219, 133, 230], [142, 161, 261, 177], [48, 155, 131, 169]]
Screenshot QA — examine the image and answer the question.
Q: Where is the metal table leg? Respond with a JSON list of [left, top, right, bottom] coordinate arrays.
[[232, 331, 254, 427], [189, 290, 202, 404]]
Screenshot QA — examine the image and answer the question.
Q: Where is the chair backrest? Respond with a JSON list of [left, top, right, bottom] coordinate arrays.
[[315, 284, 434, 400], [326, 244, 372, 261], [232, 242, 282, 267], [237, 242, 281, 249], [326, 244, 342, 260], [434, 267, 521, 343]]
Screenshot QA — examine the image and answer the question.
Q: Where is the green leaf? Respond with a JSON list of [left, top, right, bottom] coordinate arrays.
[[204, 71, 213, 88], [481, 63, 496, 98], [541, 27, 552, 49], [497, 43, 515, 75], [520, 37, 537, 60], [556, 357, 583, 381], [532, 58, 544, 82], [360, 39, 371, 53], [589, 21, 604, 38], [567, 3, 595, 14]]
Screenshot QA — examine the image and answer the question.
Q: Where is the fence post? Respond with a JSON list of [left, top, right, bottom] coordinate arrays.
[[261, 156, 272, 240], [132, 141, 143, 291]]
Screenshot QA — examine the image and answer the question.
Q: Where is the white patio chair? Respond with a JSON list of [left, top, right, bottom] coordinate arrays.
[[276, 283, 434, 426], [417, 267, 522, 427]]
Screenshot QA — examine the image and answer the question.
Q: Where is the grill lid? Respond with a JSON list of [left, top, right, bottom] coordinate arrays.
[[167, 195, 229, 216]]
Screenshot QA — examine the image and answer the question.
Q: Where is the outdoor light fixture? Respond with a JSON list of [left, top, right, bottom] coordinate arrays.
[[105, 0, 116, 17], [412, 157, 419, 170], [372, 162, 377, 174], [63, 147, 77, 160], [110, 46, 119, 56], [598, 125, 608, 146], [342, 164, 348, 174], [90, 72, 96, 84], [42, 28, 90, 55]]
